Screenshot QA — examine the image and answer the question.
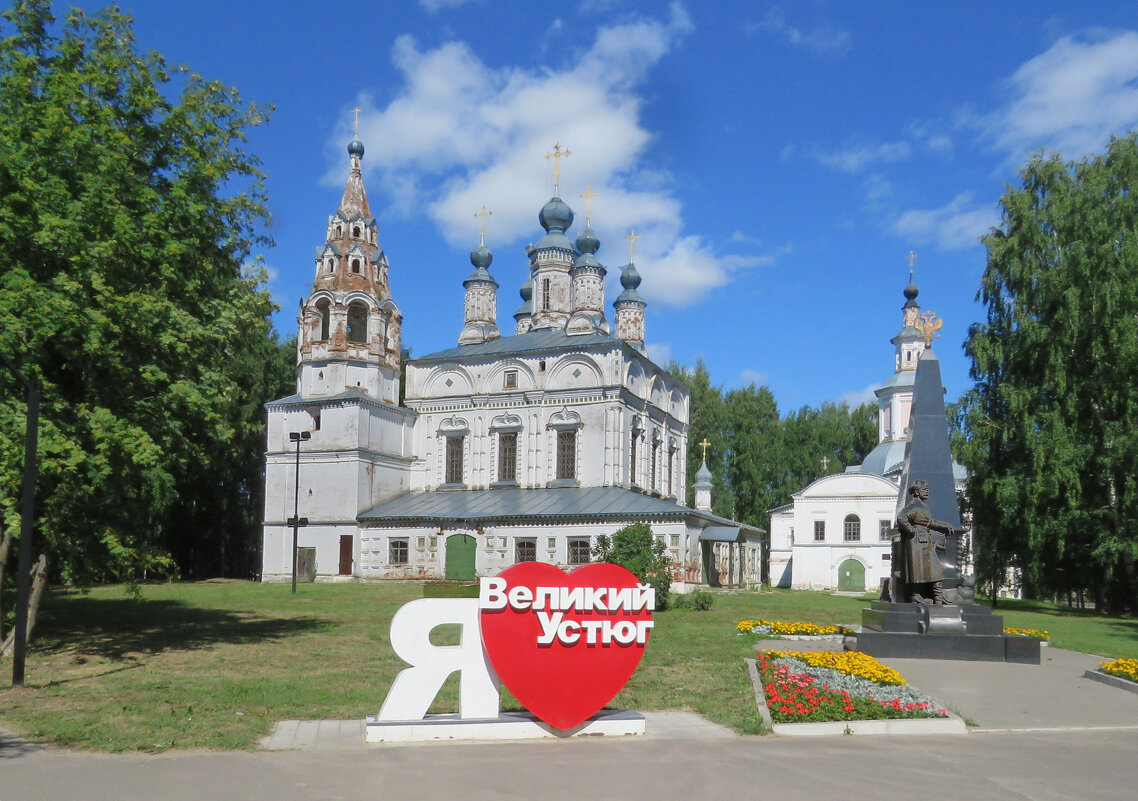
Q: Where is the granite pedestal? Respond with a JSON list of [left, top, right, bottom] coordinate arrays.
[[855, 601, 1040, 664]]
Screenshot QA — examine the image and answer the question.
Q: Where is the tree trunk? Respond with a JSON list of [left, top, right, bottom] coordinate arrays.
[[0, 530, 11, 641], [1, 553, 47, 658]]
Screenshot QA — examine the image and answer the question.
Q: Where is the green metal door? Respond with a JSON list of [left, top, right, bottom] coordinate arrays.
[[837, 558, 865, 592], [445, 533, 476, 581]]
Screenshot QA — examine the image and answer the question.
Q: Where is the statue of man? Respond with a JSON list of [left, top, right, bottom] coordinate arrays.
[[896, 479, 955, 605]]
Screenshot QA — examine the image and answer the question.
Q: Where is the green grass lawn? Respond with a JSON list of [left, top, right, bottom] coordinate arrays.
[[0, 581, 1134, 751]]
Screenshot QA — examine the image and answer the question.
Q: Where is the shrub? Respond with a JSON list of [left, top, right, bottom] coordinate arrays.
[[671, 588, 714, 611], [593, 522, 672, 610]]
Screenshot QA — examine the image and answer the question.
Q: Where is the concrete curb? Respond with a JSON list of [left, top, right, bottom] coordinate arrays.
[[1084, 669, 1138, 696], [771, 713, 967, 737], [743, 658, 773, 732]]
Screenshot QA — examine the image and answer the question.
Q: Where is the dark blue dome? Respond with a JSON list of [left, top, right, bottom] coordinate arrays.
[[519, 277, 533, 301], [576, 224, 599, 255], [539, 196, 574, 233], [348, 138, 365, 158], [470, 243, 492, 271], [620, 262, 641, 290]]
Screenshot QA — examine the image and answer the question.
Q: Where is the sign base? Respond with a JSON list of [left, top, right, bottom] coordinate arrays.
[[365, 709, 645, 743]]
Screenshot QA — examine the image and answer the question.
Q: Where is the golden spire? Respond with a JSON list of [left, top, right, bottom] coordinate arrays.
[[914, 310, 943, 348], [579, 186, 600, 222], [699, 438, 710, 462], [474, 204, 492, 246], [625, 228, 641, 262], [544, 142, 571, 195], [352, 106, 362, 137]]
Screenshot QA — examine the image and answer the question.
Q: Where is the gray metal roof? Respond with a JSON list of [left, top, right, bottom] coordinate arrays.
[[699, 526, 742, 542], [414, 327, 622, 363], [858, 439, 908, 476], [358, 485, 760, 530], [875, 369, 916, 393], [265, 388, 413, 417]]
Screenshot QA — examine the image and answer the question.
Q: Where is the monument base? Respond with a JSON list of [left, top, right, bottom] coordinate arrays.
[[364, 709, 645, 743], [857, 601, 1039, 663]]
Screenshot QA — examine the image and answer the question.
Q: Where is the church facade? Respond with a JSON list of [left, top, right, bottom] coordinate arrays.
[[767, 274, 968, 592], [261, 140, 763, 588]]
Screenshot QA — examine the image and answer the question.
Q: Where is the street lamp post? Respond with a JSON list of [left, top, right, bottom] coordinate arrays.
[[0, 352, 38, 688], [288, 430, 311, 595]]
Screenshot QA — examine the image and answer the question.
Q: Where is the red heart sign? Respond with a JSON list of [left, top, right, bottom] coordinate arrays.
[[479, 561, 654, 731]]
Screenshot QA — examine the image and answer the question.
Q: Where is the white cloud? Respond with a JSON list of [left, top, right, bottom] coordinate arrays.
[[738, 369, 770, 387], [893, 193, 998, 251], [987, 30, 1138, 161], [419, 0, 476, 13], [645, 342, 673, 366], [753, 6, 851, 55], [814, 140, 912, 174], [342, 4, 743, 307], [838, 383, 878, 407]]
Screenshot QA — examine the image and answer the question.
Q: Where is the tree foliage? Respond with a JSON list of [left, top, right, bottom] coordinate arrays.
[[593, 522, 672, 610], [669, 361, 877, 531], [0, 1, 286, 602], [960, 134, 1138, 611]]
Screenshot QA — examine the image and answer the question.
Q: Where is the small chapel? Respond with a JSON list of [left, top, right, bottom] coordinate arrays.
[[767, 268, 969, 592], [260, 138, 763, 588]]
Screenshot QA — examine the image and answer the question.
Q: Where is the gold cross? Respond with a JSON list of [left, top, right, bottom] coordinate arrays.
[[625, 229, 641, 261], [544, 142, 571, 194], [474, 204, 492, 245], [580, 186, 600, 221], [700, 438, 710, 462], [821, 455, 830, 471], [907, 249, 918, 275], [352, 107, 362, 136], [525, 242, 535, 254]]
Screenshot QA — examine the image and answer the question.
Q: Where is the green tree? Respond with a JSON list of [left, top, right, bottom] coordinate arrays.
[[723, 383, 781, 527], [960, 134, 1138, 612], [0, 0, 279, 625], [593, 522, 672, 610], [668, 359, 731, 516], [774, 401, 877, 508]]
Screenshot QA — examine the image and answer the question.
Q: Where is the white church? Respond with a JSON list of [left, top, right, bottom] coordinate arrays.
[[260, 138, 763, 588], [767, 274, 968, 592]]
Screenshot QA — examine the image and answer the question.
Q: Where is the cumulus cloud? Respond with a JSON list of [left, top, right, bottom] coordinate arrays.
[[813, 140, 912, 174], [838, 383, 878, 407], [645, 342, 673, 366], [893, 193, 998, 251], [752, 6, 851, 55], [342, 4, 745, 307], [737, 369, 770, 388], [987, 30, 1138, 161]]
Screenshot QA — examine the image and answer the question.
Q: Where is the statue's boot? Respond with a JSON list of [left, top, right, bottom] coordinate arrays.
[[932, 581, 947, 605]]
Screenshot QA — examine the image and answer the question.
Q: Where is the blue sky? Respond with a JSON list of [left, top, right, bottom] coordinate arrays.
[[57, 0, 1138, 410]]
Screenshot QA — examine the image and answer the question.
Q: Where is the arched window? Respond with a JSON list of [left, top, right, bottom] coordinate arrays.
[[315, 298, 331, 341], [326, 258, 335, 274], [351, 258, 361, 274], [352, 226, 361, 238], [347, 301, 368, 343], [335, 225, 342, 237], [843, 514, 861, 542]]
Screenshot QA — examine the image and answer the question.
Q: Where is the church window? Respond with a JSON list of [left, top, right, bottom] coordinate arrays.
[[568, 537, 591, 565], [352, 226, 361, 238], [650, 441, 659, 491], [445, 436, 464, 485], [347, 301, 368, 343], [667, 446, 676, 496], [326, 258, 335, 274], [351, 258, 361, 274], [630, 432, 638, 485], [504, 370, 518, 389], [515, 538, 536, 563], [311, 410, 321, 431], [844, 514, 861, 542], [669, 533, 679, 548], [389, 537, 409, 565], [813, 520, 825, 542], [906, 351, 912, 362], [542, 278, 551, 311], [556, 430, 576, 480], [497, 432, 518, 483], [316, 298, 331, 341], [335, 225, 342, 237], [879, 520, 892, 540]]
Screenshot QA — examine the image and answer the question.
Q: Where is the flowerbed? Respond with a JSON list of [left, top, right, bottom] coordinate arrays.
[[756, 650, 948, 724], [1100, 657, 1138, 683], [738, 619, 841, 636], [1004, 627, 1050, 641]]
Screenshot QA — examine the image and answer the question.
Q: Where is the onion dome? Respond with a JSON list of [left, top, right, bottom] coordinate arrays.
[[615, 262, 644, 304], [576, 223, 599, 255], [515, 276, 533, 315], [464, 243, 497, 287], [539, 196, 574, 233], [695, 459, 713, 487], [903, 273, 919, 308], [348, 138, 365, 159]]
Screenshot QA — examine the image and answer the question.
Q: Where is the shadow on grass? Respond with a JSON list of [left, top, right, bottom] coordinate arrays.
[[32, 595, 332, 661]]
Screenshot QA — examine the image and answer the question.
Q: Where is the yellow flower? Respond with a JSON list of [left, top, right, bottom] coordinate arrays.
[[1004, 627, 1049, 641], [1101, 658, 1138, 683], [759, 649, 906, 685]]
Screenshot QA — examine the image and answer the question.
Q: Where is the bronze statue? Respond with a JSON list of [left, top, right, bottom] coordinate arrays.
[[897, 479, 955, 605]]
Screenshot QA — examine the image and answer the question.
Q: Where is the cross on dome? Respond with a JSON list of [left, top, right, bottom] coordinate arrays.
[[625, 229, 641, 262], [544, 143, 571, 195], [474, 204, 492, 246], [580, 186, 600, 223]]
